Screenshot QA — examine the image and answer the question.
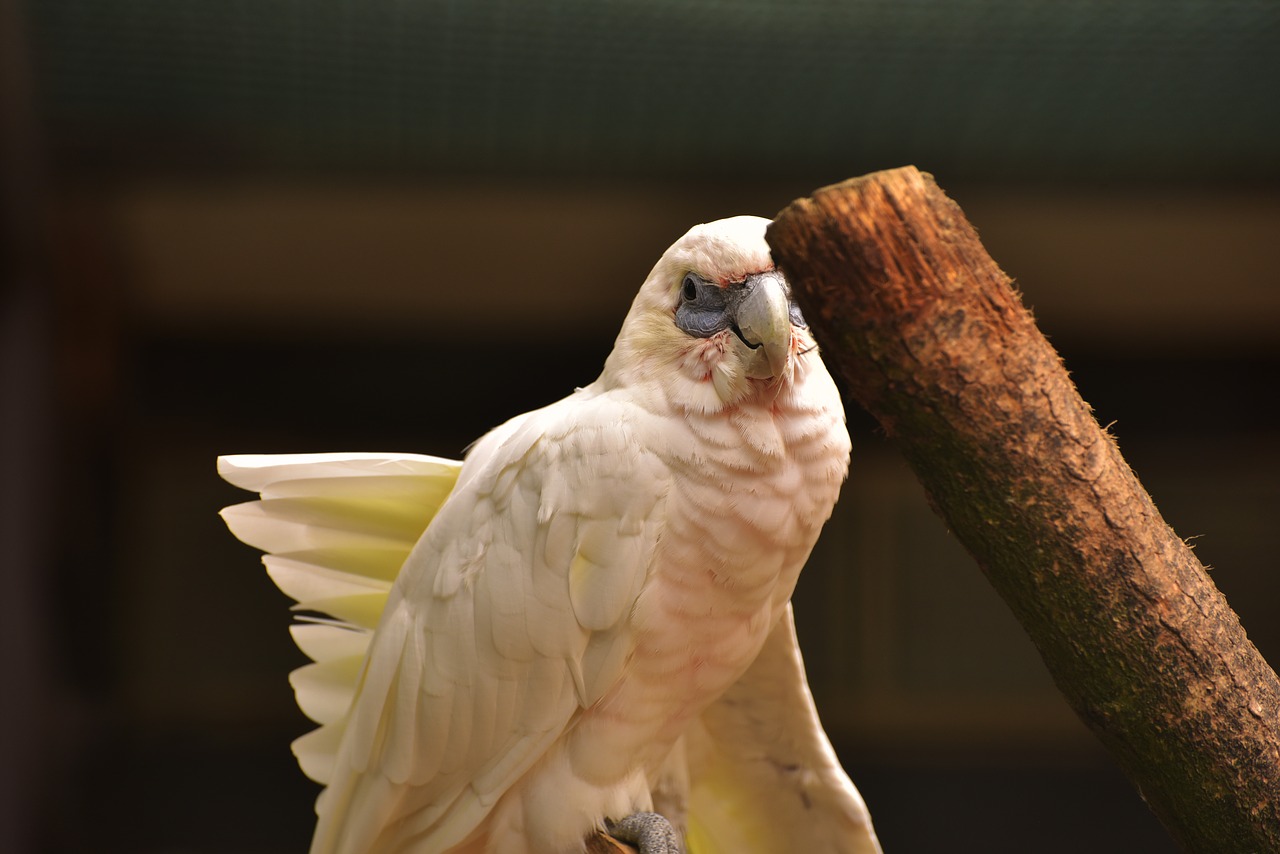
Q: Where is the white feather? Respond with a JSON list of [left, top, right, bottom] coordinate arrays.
[[218, 452, 460, 492], [219, 452, 462, 799], [305, 394, 667, 854], [290, 623, 370, 663], [292, 720, 346, 785], [219, 217, 878, 854], [290, 657, 365, 724], [686, 605, 881, 854], [220, 498, 420, 556], [264, 555, 392, 605]]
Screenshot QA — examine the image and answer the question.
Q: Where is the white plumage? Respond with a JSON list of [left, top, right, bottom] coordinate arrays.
[[220, 217, 880, 853]]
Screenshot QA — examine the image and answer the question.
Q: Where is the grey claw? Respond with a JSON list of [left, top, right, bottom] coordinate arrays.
[[605, 811, 683, 854]]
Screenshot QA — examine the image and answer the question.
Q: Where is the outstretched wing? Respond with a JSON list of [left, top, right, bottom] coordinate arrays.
[[685, 604, 882, 854], [219, 452, 464, 785], [313, 392, 669, 854]]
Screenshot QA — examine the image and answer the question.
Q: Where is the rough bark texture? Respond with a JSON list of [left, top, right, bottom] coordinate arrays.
[[766, 167, 1280, 852]]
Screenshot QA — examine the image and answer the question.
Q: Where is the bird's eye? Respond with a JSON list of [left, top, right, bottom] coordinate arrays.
[[681, 274, 699, 302], [674, 273, 730, 338]]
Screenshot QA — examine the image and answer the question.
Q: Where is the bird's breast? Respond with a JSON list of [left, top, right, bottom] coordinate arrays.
[[627, 391, 847, 724]]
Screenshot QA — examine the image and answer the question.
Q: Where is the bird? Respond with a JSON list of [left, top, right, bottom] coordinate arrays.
[[220, 215, 881, 854]]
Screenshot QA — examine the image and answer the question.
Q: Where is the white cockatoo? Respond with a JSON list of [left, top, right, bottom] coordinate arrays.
[[220, 216, 881, 854]]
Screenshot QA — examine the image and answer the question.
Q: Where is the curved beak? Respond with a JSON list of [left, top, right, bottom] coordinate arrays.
[[733, 271, 793, 379]]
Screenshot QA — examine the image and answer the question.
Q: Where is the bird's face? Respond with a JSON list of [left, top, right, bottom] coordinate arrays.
[[607, 216, 817, 414]]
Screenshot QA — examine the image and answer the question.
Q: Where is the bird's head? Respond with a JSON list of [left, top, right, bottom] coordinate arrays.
[[604, 216, 818, 414]]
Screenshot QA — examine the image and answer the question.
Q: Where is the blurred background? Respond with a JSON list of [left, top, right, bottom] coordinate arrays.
[[3, 1, 1278, 851]]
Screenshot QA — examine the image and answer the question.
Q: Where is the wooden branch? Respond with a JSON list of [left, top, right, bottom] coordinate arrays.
[[584, 832, 636, 854], [766, 167, 1280, 851]]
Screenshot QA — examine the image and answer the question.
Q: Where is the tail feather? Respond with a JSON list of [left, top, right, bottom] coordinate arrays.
[[218, 452, 463, 790]]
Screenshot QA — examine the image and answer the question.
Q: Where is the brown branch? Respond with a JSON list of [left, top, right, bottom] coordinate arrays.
[[584, 832, 636, 854], [766, 167, 1280, 852]]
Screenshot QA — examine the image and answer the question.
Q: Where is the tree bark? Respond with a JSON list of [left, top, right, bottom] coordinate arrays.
[[766, 167, 1280, 851]]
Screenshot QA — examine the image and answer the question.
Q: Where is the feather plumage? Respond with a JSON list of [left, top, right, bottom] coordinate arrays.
[[220, 217, 880, 853]]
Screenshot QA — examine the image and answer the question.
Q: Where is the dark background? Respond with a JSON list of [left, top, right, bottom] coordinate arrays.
[[3, 2, 1278, 851]]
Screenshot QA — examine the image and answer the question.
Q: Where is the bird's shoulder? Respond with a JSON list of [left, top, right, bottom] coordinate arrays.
[[455, 384, 672, 508]]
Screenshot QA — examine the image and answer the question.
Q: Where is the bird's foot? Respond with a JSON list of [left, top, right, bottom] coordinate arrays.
[[605, 812, 683, 854]]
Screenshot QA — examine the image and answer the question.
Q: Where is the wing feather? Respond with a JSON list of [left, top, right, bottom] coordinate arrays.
[[289, 624, 370, 663], [264, 555, 392, 604], [219, 452, 460, 492], [293, 720, 347, 784], [312, 393, 668, 854], [685, 604, 882, 854], [294, 593, 387, 630], [290, 657, 367, 724], [219, 452, 464, 798]]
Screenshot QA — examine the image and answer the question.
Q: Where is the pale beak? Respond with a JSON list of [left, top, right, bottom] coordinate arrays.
[[733, 271, 793, 379]]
